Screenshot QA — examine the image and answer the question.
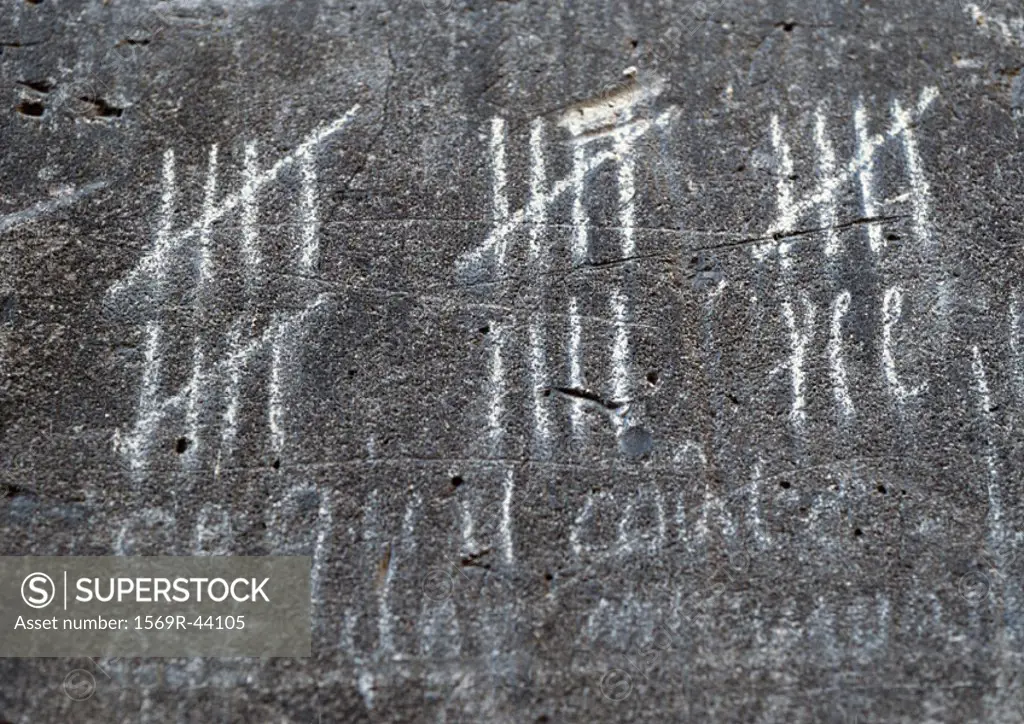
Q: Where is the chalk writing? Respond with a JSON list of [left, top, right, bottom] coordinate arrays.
[[459, 78, 676, 455], [108, 107, 360, 474], [761, 89, 938, 426]]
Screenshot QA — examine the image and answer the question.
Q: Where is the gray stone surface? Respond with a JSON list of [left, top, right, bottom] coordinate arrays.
[[2, 0, 1024, 721]]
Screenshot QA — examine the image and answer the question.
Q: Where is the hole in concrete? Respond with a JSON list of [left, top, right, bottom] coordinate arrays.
[[174, 437, 190, 454], [17, 79, 53, 93], [2, 484, 35, 499], [16, 100, 44, 117], [79, 96, 123, 118]]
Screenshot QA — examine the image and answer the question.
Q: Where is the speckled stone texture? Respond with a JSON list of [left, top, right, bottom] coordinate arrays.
[[2, 0, 1024, 721]]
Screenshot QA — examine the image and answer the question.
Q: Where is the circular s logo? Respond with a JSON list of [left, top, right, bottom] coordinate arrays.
[[21, 572, 55, 609], [62, 669, 96, 701]]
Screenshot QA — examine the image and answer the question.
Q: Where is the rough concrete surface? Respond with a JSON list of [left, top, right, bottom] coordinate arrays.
[[1, 0, 1024, 721]]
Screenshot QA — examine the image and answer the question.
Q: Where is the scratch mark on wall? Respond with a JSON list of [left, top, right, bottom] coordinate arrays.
[[198, 144, 218, 285], [460, 497, 480, 556], [241, 141, 261, 273], [568, 297, 585, 442], [853, 100, 883, 254], [813, 104, 840, 257], [491, 117, 509, 230], [750, 460, 771, 548], [377, 492, 421, 655], [298, 146, 320, 271], [527, 118, 547, 266], [609, 289, 630, 434], [769, 114, 797, 264], [0, 181, 108, 236], [570, 493, 594, 557], [891, 96, 934, 250], [1011, 291, 1023, 403], [268, 316, 286, 456]]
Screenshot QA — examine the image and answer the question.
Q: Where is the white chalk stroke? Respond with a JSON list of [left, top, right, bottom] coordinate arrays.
[[780, 292, 816, 430], [971, 345, 1004, 554], [881, 285, 927, 402], [0, 182, 108, 236], [109, 106, 360, 473], [828, 290, 854, 419], [760, 89, 939, 428], [962, 3, 1024, 47], [756, 86, 938, 264], [459, 78, 676, 455], [1012, 290, 1024, 403], [769, 285, 929, 426]]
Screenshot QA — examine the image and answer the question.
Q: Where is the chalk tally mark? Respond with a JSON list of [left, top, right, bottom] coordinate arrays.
[[760, 89, 939, 428], [109, 106, 360, 473], [460, 78, 675, 457], [756, 87, 938, 263], [970, 345, 1004, 554]]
